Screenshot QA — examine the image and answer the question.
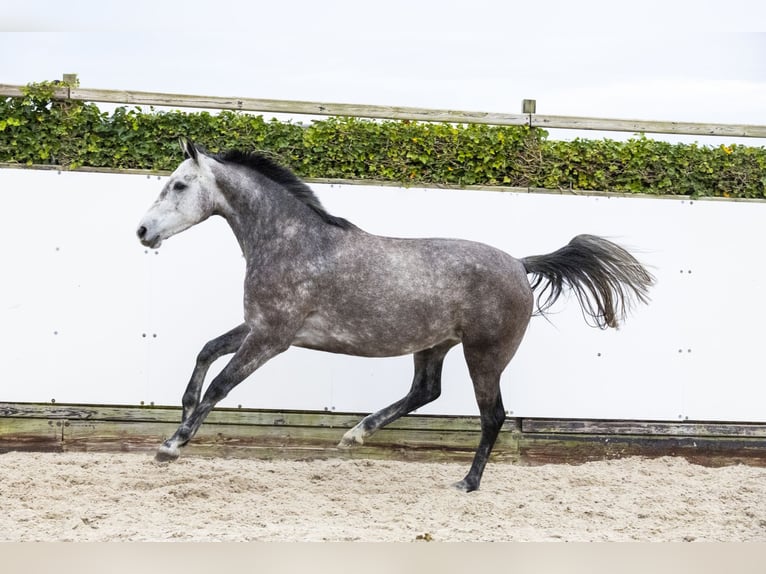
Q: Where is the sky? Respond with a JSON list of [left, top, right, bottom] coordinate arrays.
[[2, 1, 765, 145]]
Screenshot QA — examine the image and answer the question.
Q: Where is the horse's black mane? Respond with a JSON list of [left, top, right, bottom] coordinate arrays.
[[215, 149, 353, 229]]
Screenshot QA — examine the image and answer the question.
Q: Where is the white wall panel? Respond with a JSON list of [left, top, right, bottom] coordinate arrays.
[[1, 168, 764, 422]]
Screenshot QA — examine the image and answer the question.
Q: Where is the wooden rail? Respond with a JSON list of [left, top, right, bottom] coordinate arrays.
[[3, 402, 766, 467], [2, 82, 766, 138]]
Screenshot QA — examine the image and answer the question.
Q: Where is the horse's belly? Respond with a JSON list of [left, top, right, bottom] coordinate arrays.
[[291, 312, 458, 357]]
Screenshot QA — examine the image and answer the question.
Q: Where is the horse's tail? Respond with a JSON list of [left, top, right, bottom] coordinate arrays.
[[521, 234, 654, 329]]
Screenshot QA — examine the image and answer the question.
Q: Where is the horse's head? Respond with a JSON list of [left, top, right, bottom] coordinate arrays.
[[136, 138, 223, 249]]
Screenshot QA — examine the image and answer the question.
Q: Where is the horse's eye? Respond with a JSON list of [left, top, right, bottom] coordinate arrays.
[[173, 181, 188, 192]]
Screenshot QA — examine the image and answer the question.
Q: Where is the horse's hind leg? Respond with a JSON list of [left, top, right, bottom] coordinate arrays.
[[181, 323, 249, 422], [454, 342, 517, 493], [339, 341, 456, 447], [453, 373, 505, 493]]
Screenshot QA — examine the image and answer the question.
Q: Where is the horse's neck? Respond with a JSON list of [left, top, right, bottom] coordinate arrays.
[[217, 176, 330, 261]]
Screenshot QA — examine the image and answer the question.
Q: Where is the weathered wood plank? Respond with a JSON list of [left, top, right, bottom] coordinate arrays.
[[62, 419, 489, 449], [0, 418, 63, 452], [57, 416, 520, 464], [3, 83, 765, 137], [5, 403, 766, 467], [518, 433, 766, 467], [0, 402, 514, 433], [530, 114, 766, 137], [69, 88, 530, 126], [522, 418, 766, 437], [0, 84, 70, 99], [64, 88, 766, 136], [61, 417, 518, 450]]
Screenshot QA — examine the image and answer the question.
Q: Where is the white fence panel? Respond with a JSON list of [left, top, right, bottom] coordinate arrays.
[[1, 168, 764, 421]]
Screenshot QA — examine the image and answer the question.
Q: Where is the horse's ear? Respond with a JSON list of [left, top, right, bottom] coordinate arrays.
[[179, 137, 199, 163]]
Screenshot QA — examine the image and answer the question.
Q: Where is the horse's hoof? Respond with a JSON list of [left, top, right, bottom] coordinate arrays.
[[452, 479, 478, 493], [337, 429, 364, 449], [154, 444, 180, 462]]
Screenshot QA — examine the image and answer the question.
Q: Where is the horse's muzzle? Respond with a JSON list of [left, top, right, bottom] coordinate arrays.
[[136, 225, 162, 249]]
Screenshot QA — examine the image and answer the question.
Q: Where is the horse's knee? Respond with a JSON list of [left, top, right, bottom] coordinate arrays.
[[196, 342, 218, 365], [182, 389, 197, 408]]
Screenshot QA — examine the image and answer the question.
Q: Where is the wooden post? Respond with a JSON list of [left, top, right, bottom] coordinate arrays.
[[62, 73, 79, 87]]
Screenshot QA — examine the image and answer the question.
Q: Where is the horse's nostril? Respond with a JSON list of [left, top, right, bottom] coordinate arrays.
[[137, 226, 147, 239]]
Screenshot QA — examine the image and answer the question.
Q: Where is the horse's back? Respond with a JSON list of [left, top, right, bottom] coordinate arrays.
[[292, 232, 533, 357]]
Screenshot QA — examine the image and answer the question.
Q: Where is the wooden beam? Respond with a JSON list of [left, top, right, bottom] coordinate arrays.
[[0, 84, 69, 99], [522, 418, 766, 437], [68, 88, 530, 126], [531, 114, 766, 137], [0, 402, 521, 464], [2, 83, 765, 137], [3, 402, 766, 467], [0, 401, 510, 432], [518, 433, 766, 467]]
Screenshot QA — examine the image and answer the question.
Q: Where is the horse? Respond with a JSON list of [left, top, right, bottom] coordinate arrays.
[[136, 138, 654, 492]]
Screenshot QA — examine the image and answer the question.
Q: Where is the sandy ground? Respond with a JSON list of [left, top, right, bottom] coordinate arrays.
[[2, 451, 766, 542]]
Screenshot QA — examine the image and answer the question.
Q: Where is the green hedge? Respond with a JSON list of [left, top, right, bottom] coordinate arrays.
[[2, 81, 765, 198]]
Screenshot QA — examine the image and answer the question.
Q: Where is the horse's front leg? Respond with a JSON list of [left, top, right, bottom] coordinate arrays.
[[181, 323, 250, 422], [156, 330, 289, 462]]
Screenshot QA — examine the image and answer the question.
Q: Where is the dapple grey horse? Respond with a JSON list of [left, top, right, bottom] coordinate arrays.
[[137, 139, 653, 492]]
